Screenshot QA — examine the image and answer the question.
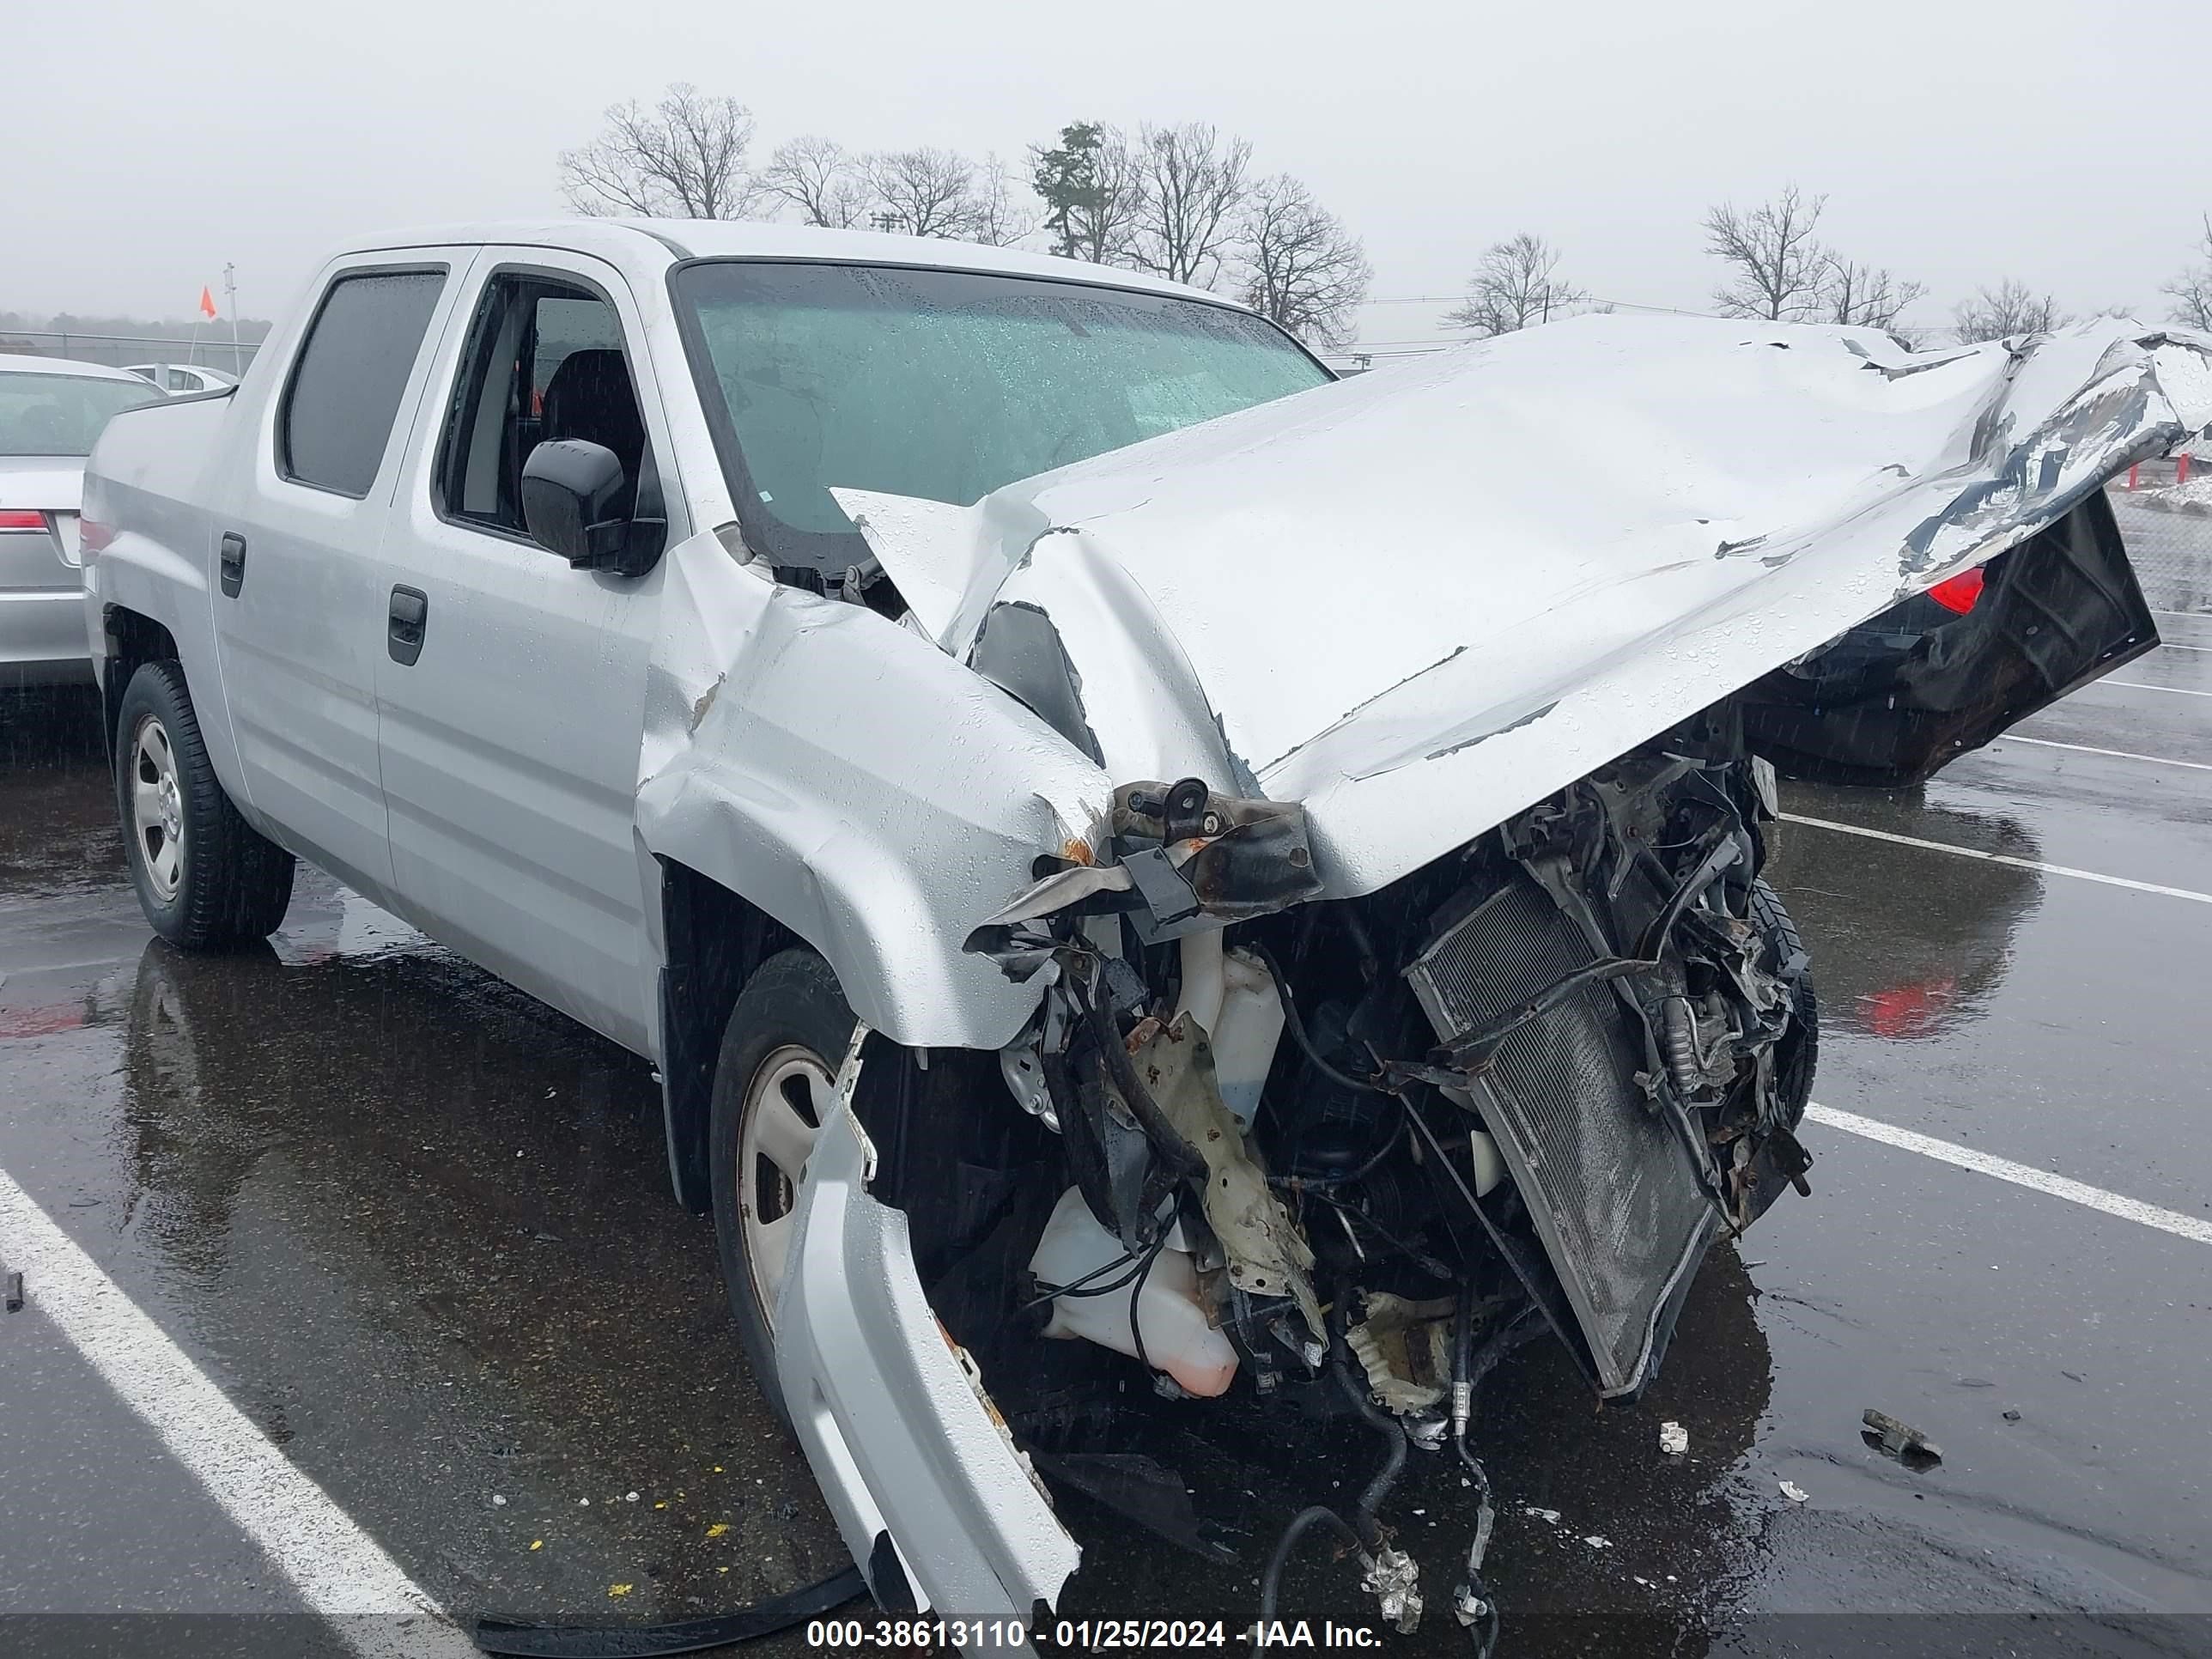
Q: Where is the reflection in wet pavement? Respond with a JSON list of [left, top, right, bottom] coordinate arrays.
[[5, 639, 2212, 1656]]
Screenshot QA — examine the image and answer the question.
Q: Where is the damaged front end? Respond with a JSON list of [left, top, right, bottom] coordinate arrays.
[[750, 315, 2211, 1636], [969, 722, 1811, 1428]]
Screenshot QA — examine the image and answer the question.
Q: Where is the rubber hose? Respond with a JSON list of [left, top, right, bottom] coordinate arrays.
[[1255, 1504, 1365, 1634], [1329, 1303, 1408, 1553]]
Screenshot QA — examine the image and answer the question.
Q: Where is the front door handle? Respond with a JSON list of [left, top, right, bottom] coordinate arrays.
[[387, 585, 428, 665], [218, 533, 246, 598]]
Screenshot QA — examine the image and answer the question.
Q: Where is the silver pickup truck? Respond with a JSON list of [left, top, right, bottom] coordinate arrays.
[[80, 219, 2212, 1634]]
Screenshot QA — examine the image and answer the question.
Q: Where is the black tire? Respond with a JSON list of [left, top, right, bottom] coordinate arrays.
[[1749, 875, 1817, 1127], [708, 948, 856, 1432], [1744, 877, 1817, 1220], [115, 661, 295, 951]]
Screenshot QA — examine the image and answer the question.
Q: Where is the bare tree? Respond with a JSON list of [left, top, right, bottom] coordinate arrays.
[[2162, 214, 2212, 331], [1030, 121, 1145, 264], [862, 149, 983, 239], [1130, 123, 1252, 288], [1705, 186, 1831, 321], [1238, 174, 1371, 348], [560, 83, 763, 219], [858, 148, 1032, 244], [760, 136, 866, 228], [1820, 257, 1927, 331], [1443, 233, 1589, 336], [963, 155, 1039, 247], [1953, 278, 2070, 343]]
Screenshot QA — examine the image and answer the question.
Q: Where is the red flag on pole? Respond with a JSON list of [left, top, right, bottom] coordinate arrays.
[[199, 286, 219, 321]]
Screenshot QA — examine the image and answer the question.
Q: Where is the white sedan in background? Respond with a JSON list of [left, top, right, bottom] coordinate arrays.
[[125, 362, 240, 396], [2, 353, 167, 689]]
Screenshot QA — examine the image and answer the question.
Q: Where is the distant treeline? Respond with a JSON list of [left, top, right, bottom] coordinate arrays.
[[1, 310, 274, 371]]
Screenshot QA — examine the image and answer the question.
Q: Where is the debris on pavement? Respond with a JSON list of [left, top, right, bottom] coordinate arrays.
[[1779, 1480, 1809, 1503], [1863, 1408, 1944, 1467], [1659, 1421, 1689, 1456], [4, 1269, 22, 1312], [2003, 1410, 2023, 1422]]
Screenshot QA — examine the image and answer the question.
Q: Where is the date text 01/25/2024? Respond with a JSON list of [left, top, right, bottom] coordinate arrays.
[[805, 1619, 1388, 1649]]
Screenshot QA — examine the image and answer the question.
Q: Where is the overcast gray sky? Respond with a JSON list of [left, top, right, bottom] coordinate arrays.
[[16, 0, 2205, 345]]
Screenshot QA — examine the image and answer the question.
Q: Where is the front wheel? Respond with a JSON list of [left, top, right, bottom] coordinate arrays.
[[708, 948, 855, 1432], [115, 661, 295, 950]]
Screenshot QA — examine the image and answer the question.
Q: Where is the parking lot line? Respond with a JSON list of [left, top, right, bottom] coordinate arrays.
[[0, 1166, 477, 1659], [1996, 734, 2212, 772], [1807, 1104, 2212, 1246], [2157, 641, 2211, 653], [2101, 679, 2212, 698], [1779, 814, 2212, 905]]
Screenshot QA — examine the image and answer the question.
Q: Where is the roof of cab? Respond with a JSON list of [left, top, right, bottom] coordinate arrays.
[[337, 219, 1232, 308]]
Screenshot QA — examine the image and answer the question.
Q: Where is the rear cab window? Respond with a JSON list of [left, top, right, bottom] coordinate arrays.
[[278, 268, 447, 497]]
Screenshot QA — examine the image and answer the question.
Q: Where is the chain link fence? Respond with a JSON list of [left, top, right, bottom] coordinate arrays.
[[2109, 490, 2212, 615], [0, 330, 263, 373]]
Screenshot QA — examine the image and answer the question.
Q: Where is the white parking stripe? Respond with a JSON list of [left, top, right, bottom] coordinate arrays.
[[2100, 679, 2212, 698], [0, 1167, 476, 1658], [2156, 641, 2211, 653], [1808, 1104, 2212, 1246], [1779, 814, 2212, 905], [1996, 735, 2212, 773]]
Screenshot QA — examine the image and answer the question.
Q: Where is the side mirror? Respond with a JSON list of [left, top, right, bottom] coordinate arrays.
[[521, 440, 638, 571]]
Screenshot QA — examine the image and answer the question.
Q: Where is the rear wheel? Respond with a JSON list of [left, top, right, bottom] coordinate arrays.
[[115, 661, 295, 950], [708, 949, 855, 1431]]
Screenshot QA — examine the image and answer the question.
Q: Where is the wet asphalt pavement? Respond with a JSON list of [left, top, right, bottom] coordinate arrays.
[[4, 596, 2211, 1657]]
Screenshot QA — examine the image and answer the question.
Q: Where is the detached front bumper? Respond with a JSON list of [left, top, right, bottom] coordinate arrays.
[[775, 1069, 1079, 1634]]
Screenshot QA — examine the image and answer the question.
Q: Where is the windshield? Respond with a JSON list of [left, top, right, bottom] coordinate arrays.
[[672, 260, 1331, 571], [0, 371, 168, 457]]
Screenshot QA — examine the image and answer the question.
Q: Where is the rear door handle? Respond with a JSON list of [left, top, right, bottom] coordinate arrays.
[[387, 585, 428, 665], [218, 533, 246, 597]]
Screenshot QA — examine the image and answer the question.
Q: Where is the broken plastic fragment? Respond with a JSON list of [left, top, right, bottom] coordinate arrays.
[[608, 1584, 633, 1597], [1779, 1480, 1808, 1503], [1362, 1545, 1424, 1634], [1659, 1421, 1689, 1456], [706, 1522, 731, 1538], [1862, 1408, 1943, 1465]]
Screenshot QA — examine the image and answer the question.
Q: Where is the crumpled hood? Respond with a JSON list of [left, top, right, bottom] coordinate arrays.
[[836, 314, 2212, 896]]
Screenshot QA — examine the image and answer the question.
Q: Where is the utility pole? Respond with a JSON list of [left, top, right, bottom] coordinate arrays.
[[223, 264, 241, 374]]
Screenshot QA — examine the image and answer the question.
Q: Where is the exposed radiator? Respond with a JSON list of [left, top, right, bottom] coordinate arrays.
[[1405, 873, 1712, 1395]]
